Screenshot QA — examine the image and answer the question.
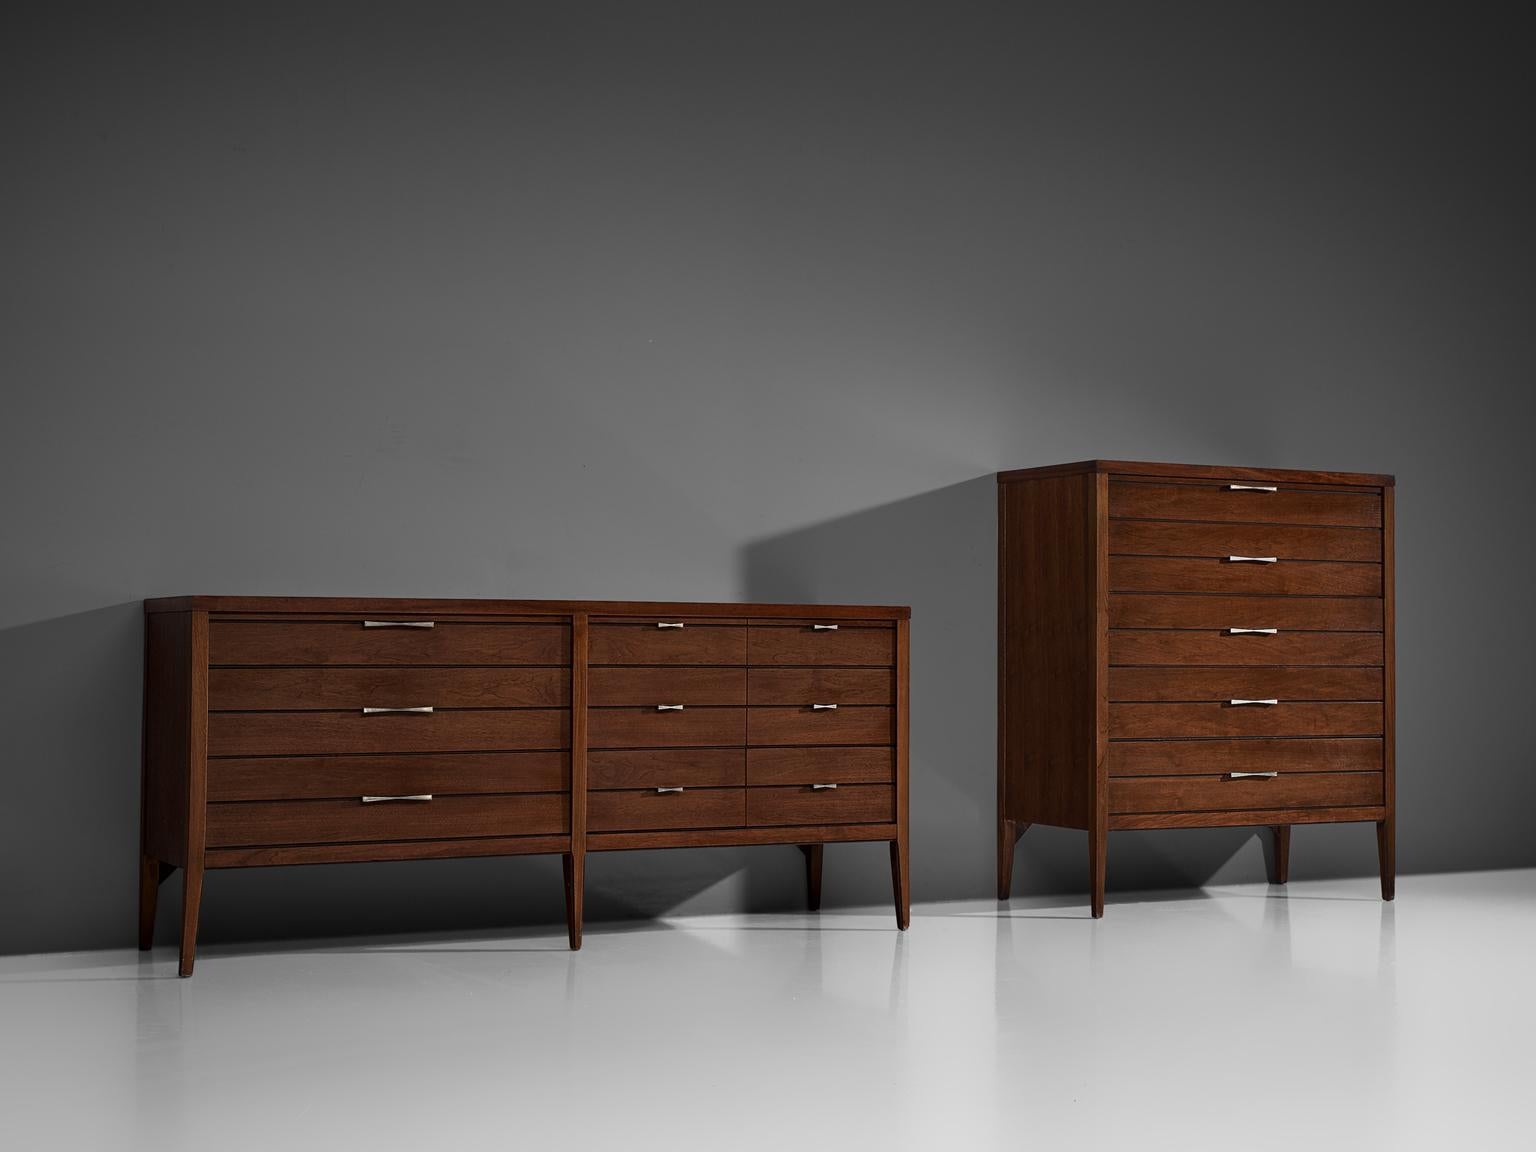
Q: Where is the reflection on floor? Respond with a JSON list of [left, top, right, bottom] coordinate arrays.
[[2, 870, 1531, 1151]]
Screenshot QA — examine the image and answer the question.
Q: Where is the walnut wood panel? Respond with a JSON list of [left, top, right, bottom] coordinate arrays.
[[747, 706, 893, 746], [587, 707, 746, 749], [207, 793, 570, 847], [153, 597, 907, 620], [1108, 594, 1382, 631], [1110, 772, 1384, 814], [1109, 701, 1383, 739], [1108, 481, 1381, 527], [1109, 666, 1383, 702], [746, 747, 895, 786], [206, 836, 573, 867], [207, 752, 570, 801], [588, 748, 745, 789], [209, 621, 570, 666], [587, 824, 898, 850], [997, 460, 1393, 489], [1107, 737, 1383, 777], [746, 784, 894, 827], [747, 625, 895, 667], [207, 709, 570, 757], [209, 667, 570, 710], [143, 611, 194, 866], [1108, 520, 1381, 562], [747, 668, 894, 705], [589, 623, 747, 667], [1109, 630, 1383, 666], [1110, 556, 1381, 596], [589, 666, 746, 706], [1110, 806, 1386, 830], [587, 787, 745, 832]]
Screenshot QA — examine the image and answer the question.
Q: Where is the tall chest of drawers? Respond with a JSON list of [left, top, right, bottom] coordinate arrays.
[[141, 598, 909, 975], [996, 462, 1394, 915]]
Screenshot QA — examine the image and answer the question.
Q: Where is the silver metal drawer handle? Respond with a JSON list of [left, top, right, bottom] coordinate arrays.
[[362, 706, 434, 714], [1227, 556, 1279, 564], [1228, 699, 1279, 706], [657, 622, 685, 629], [811, 783, 839, 791], [655, 786, 685, 794], [811, 703, 839, 711], [656, 704, 685, 711], [812, 624, 839, 631], [362, 620, 434, 628], [1227, 771, 1279, 780], [361, 794, 433, 803], [1227, 627, 1278, 635], [1228, 484, 1278, 492]]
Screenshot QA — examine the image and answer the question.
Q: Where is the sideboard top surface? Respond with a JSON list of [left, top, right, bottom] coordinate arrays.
[[996, 460, 1394, 488], [144, 596, 910, 619]]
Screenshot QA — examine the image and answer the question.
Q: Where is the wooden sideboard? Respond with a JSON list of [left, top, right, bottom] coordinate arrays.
[[996, 461, 1394, 914], [141, 597, 910, 975]]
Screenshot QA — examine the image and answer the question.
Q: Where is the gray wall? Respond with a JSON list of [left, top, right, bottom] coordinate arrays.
[[4, 2, 1531, 955]]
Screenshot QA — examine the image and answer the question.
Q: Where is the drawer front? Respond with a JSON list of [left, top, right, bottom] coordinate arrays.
[[589, 667, 746, 707], [1109, 594, 1382, 631], [209, 621, 569, 666], [746, 784, 894, 827], [209, 667, 569, 711], [1109, 772, 1384, 815], [1109, 667, 1383, 703], [747, 706, 893, 746], [747, 668, 893, 705], [588, 787, 745, 832], [588, 749, 744, 790], [1109, 481, 1381, 527], [1110, 631, 1384, 666], [588, 707, 746, 748], [748, 624, 894, 666], [1109, 520, 1380, 562], [1110, 701, 1383, 740], [207, 709, 569, 757], [747, 747, 894, 786], [1108, 737, 1383, 777], [1110, 556, 1381, 596], [589, 623, 746, 666], [208, 752, 569, 801], [207, 792, 570, 847]]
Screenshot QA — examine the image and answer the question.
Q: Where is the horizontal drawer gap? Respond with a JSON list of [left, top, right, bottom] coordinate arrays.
[[746, 741, 892, 749], [209, 706, 570, 715], [1110, 663, 1384, 670], [211, 663, 572, 671], [208, 747, 570, 759], [1108, 515, 1379, 529], [1106, 627, 1382, 634], [1112, 697, 1383, 704], [1108, 734, 1383, 743], [208, 789, 569, 804]]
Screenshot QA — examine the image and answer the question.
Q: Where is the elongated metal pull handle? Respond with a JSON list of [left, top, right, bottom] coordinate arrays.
[[811, 703, 838, 711], [363, 620, 435, 628], [1228, 484, 1278, 492], [812, 624, 839, 631], [655, 786, 685, 794], [1229, 699, 1279, 706], [1227, 556, 1279, 564], [1227, 627, 1278, 635], [811, 783, 839, 791], [362, 706, 434, 714], [657, 622, 685, 629], [361, 794, 433, 803], [1227, 771, 1278, 780], [656, 704, 685, 711]]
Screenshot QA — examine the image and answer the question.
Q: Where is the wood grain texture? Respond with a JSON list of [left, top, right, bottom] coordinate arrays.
[[588, 787, 745, 832], [206, 793, 571, 847], [1110, 520, 1381, 562], [1109, 701, 1383, 739], [209, 621, 570, 666], [746, 706, 893, 746], [206, 836, 572, 867], [149, 597, 909, 620], [746, 747, 893, 786], [1111, 806, 1386, 830], [1109, 666, 1383, 702], [1109, 556, 1381, 596], [590, 666, 746, 706], [747, 625, 895, 666], [1109, 481, 1382, 527], [1109, 772, 1384, 814], [588, 707, 745, 749], [207, 752, 570, 801], [209, 666, 569, 710], [746, 784, 894, 827], [1107, 737, 1383, 777], [208, 709, 571, 756], [589, 748, 745, 789], [588, 624, 746, 666], [1108, 594, 1383, 631], [1110, 630, 1384, 666], [747, 667, 893, 705]]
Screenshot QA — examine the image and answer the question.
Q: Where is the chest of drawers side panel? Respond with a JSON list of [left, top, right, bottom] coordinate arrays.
[[142, 610, 208, 868]]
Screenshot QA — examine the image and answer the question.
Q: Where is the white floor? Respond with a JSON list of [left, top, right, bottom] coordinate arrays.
[[3, 870, 1532, 1152]]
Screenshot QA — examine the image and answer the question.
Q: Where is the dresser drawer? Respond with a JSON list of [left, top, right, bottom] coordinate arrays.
[[1110, 702, 1383, 740], [1109, 594, 1383, 631], [1109, 520, 1380, 562], [588, 622, 746, 666], [1109, 667, 1383, 703], [588, 707, 745, 748], [1107, 737, 1383, 777], [589, 667, 746, 706], [747, 668, 893, 705], [588, 787, 745, 832], [746, 747, 894, 786], [207, 709, 570, 757], [1110, 631, 1384, 666], [588, 749, 744, 790], [1109, 481, 1381, 527], [209, 620, 569, 666], [747, 706, 893, 746], [746, 784, 894, 826], [1109, 771, 1384, 814], [748, 623, 894, 666], [206, 792, 570, 847], [208, 752, 569, 801], [209, 667, 569, 710], [1109, 556, 1381, 596]]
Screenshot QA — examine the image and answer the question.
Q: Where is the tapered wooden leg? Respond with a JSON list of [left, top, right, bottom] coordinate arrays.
[[799, 844, 824, 911], [997, 819, 1030, 900], [889, 837, 909, 930], [1088, 828, 1106, 918], [138, 854, 163, 950], [1376, 818, 1395, 901], [178, 858, 203, 978], [563, 852, 584, 949], [1269, 825, 1292, 885]]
